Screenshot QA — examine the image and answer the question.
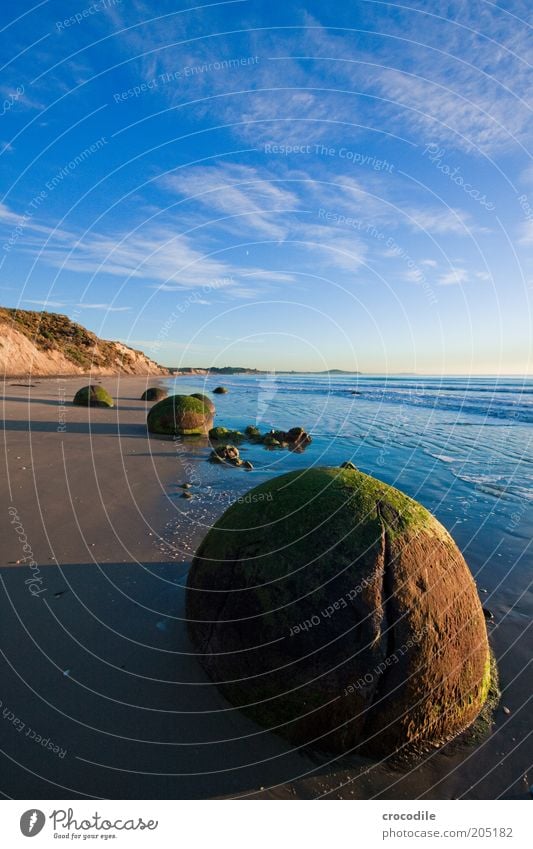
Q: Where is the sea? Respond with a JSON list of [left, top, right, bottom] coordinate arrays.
[[157, 372, 532, 797]]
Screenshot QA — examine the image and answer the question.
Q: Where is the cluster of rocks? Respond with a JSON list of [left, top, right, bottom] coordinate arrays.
[[261, 426, 312, 450], [209, 424, 312, 451], [209, 444, 253, 470]]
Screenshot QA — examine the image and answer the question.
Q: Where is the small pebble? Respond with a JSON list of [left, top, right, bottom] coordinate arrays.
[[180, 483, 192, 489], [181, 491, 193, 499], [503, 706, 511, 715], [482, 607, 494, 621]]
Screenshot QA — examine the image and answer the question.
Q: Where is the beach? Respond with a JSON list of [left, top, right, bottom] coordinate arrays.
[[0, 374, 531, 799]]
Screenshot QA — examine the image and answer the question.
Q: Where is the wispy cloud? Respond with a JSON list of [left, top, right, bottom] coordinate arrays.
[[438, 267, 469, 286], [161, 163, 299, 240]]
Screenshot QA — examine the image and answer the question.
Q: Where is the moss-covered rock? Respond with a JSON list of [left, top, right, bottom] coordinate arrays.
[[213, 386, 228, 394], [209, 426, 245, 443], [141, 387, 168, 402], [245, 425, 262, 441], [191, 393, 216, 414], [187, 467, 491, 757], [147, 394, 212, 436], [73, 385, 114, 408], [262, 433, 282, 447]]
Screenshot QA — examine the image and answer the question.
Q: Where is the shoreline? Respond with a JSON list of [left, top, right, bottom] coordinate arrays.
[[0, 377, 529, 799]]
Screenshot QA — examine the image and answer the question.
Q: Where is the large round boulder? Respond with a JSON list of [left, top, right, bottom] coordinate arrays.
[[187, 467, 490, 757], [141, 387, 167, 402], [191, 393, 216, 414], [73, 385, 114, 408], [147, 394, 212, 436]]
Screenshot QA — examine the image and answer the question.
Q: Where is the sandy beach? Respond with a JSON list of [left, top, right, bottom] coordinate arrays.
[[0, 376, 529, 800]]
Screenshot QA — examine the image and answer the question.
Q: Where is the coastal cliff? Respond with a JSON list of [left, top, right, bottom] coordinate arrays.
[[0, 308, 168, 377]]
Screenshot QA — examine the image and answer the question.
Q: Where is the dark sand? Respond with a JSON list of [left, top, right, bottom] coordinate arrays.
[[0, 377, 530, 799]]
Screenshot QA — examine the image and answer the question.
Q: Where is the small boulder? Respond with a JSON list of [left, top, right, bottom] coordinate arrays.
[[213, 386, 228, 394], [73, 385, 114, 408], [141, 387, 167, 402], [147, 394, 212, 436], [245, 425, 262, 441], [341, 461, 357, 470]]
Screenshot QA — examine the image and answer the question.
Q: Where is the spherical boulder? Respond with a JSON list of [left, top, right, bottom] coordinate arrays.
[[73, 385, 114, 408], [147, 394, 212, 436], [141, 387, 168, 402], [191, 393, 216, 414], [213, 386, 228, 394], [187, 467, 491, 757]]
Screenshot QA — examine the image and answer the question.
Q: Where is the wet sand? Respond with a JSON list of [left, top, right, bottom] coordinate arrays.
[[0, 377, 530, 799]]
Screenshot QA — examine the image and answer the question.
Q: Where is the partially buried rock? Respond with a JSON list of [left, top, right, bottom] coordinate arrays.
[[187, 466, 491, 757], [341, 461, 357, 470], [141, 387, 168, 402], [209, 444, 240, 464], [147, 394, 212, 436], [191, 393, 216, 414], [262, 433, 282, 448], [73, 385, 114, 408], [213, 386, 228, 394]]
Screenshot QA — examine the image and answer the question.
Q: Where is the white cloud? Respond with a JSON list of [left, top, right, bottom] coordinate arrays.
[[438, 268, 469, 285], [161, 163, 299, 240], [76, 303, 132, 311], [24, 299, 67, 308]]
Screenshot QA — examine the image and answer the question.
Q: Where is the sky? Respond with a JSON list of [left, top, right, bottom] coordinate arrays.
[[0, 0, 532, 373]]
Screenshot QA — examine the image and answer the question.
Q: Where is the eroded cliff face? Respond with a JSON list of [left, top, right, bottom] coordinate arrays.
[[0, 308, 168, 376]]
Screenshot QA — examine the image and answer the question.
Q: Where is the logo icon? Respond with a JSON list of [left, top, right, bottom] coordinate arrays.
[[20, 810, 45, 837]]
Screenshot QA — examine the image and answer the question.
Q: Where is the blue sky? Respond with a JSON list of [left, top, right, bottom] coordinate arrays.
[[0, 0, 531, 373]]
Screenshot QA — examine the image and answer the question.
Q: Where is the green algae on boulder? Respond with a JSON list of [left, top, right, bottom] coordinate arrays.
[[209, 426, 245, 443], [191, 393, 216, 414], [147, 394, 212, 436], [213, 386, 228, 394], [187, 467, 491, 757], [141, 387, 168, 402], [73, 385, 114, 408]]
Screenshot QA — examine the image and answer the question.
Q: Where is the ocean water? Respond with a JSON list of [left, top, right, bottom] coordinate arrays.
[[151, 372, 533, 796], [165, 373, 532, 604]]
